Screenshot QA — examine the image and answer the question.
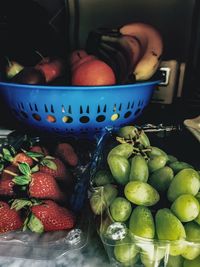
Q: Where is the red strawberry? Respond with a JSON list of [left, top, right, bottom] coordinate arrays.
[[55, 143, 78, 167], [0, 165, 19, 197], [29, 200, 75, 232], [13, 163, 64, 202], [29, 145, 49, 156], [39, 157, 68, 180], [0, 201, 23, 233], [0, 178, 15, 196], [29, 171, 64, 201], [13, 152, 34, 167], [1, 165, 19, 180], [2, 148, 34, 167]]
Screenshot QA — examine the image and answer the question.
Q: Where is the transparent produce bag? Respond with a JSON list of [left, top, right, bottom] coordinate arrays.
[[0, 131, 98, 260], [89, 125, 200, 267]]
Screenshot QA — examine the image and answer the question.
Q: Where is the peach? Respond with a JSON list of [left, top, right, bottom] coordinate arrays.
[[71, 58, 116, 86]]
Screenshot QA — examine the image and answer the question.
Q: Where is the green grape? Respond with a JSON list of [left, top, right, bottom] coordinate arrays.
[[129, 206, 155, 239], [167, 168, 200, 202], [148, 166, 174, 192], [182, 222, 200, 260], [166, 255, 184, 267], [124, 181, 160, 206], [129, 155, 149, 182], [114, 236, 138, 264], [107, 154, 130, 185], [110, 197, 132, 222], [155, 208, 186, 256], [171, 194, 200, 222], [148, 155, 167, 173], [183, 255, 200, 267]]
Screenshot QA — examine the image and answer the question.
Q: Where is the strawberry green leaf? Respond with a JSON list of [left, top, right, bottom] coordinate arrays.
[[11, 199, 32, 211], [44, 155, 55, 160], [42, 159, 57, 170], [2, 148, 13, 162], [18, 162, 31, 175], [31, 164, 39, 173], [27, 213, 44, 234], [30, 198, 43, 206], [23, 217, 29, 232], [0, 163, 4, 172], [9, 146, 16, 156], [25, 151, 44, 158], [13, 175, 31, 185]]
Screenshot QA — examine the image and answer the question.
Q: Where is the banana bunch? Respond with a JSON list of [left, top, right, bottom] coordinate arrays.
[[85, 22, 163, 84]]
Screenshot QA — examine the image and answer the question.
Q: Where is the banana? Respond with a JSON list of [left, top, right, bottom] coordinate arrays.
[[121, 35, 143, 67], [86, 28, 134, 83], [120, 22, 163, 81], [96, 46, 119, 81], [101, 35, 134, 76], [86, 28, 120, 56], [99, 42, 130, 84]]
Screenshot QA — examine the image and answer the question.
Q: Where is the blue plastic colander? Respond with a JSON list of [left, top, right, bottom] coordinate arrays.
[[0, 81, 159, 136]]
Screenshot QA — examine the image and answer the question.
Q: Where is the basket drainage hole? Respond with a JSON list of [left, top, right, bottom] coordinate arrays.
[[79, 116, 90, 123], [47, 115, 56, 123], [96, 115, 106, 122], [32, 113, 41, 121], [134, 108, 141, 116], [20, 111, 28, 119], [111, 113, 120, 121], [124, 111, 132, 119], [62, 116, 73, 123]]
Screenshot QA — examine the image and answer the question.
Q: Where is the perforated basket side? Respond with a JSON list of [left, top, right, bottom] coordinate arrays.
[[0, 81, 158, 136]]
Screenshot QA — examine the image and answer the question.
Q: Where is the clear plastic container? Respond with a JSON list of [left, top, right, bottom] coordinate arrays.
[[99, 222, 200, 267], [0, 130, 97, 260], [89, 126, 200, 267], [0, 214, 90, 260]]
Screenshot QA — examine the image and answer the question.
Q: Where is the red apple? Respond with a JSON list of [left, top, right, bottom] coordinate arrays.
[[35, 56, 66, 83], [70, 49, 96, 72], [70, 49, 89, 66], [71, 58, 116, 86], [72, 55, 97, 72]]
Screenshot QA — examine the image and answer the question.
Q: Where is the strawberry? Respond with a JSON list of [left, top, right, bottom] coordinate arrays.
[[39, 157, 68, 180], [55, 143, 78, 167], [1, 165, 19, 180], [0, 201, 23, 233], [0, 178, 15, 196], [0, 165, 19, 197], [13, 163, 64, 201], [29, 145, 49, 156], [13, 152, 34, 166], [27, 200, 75, 233], [2, 148, 34, 167], [29, 172, 64, 201]]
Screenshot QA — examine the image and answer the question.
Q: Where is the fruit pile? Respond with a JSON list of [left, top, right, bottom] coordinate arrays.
[[2, 54, 67, 86], [0, 139, 79, 234], [89, 125, 200, 267], [70, 22, 163, 86], [0, 22, 163, 86]]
